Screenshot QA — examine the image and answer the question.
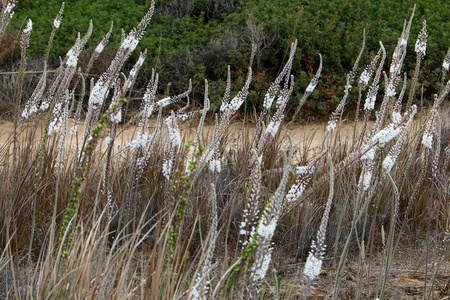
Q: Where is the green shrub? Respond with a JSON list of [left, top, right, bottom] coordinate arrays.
[[8, 0, 450, 113]]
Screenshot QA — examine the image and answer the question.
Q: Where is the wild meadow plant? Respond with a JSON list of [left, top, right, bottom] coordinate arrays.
[[0, 0, 16, 44], [0, 1, 449, 299]]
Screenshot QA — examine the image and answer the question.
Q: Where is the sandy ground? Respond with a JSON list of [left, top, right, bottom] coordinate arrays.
[[0, 117, 366, 157], [271, 240, 450, 299]]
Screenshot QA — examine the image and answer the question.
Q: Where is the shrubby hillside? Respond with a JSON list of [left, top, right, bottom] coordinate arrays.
[[7, 0, 450, 113]]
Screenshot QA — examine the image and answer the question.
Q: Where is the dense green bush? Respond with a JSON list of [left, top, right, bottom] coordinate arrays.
[[8, 0, 450, 113]]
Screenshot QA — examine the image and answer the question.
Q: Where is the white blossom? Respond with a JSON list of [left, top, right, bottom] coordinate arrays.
[[257, 218, 277, 240], [422, 132, 433, 149], [443, 60, 449, 71], [54, 162, 64, 169], [295, 166, 309, 175], [209, 159, 221, 173], [326, 120, 337, 132], [305, 81, 317, 93], [47, 102, 64, 135], [400, 37, 407, 46], [66, 49, 78, 67], [387, 83, 396, 97], [89, 82, 109, 106], [40, 101, 49, 111], [129, 132, 149, 148], [362, 170, 372, 191], [23, 19, 32, 34], [389, 64, 397, 75], [21, 103, 37, 119], [219, 101, 228, 112], [178, 113, 190, 122], [126, 57, 146, 90], [109, 97, 122, 124], [166, 115, 181, 148], [53, 18, 60, 29], [382, 155, 396, 172], [95, 42, 105, 54], [263, 94, 275, 110], [286, 184, 306, 203], [47, 119, 61, 136], [346, 83, 352, 91], [286, 166, 313, 203], [372, 124, 401, 146], [136, 55, 145, 66], [104, 136, 112, 146], [162, 159, 173, 180], [126, 71, 136, 86], [4, 3, 15, 15], [251, 251, 272, 283], [359, 69, 371, 86], [303, 253, 322, 281], [143, 102, 155, 119], [265, 120, 280, 137], [156, 97, 171, 108], [415, 21, 427, 56], [240, 220, 256, 241], [415, 39, 427, 56], [221, 95, 244, 113], [362, 147, 376, 161], [392, 111, 402, 124], [364, 91, 377, 111], [120, 35, 139, 51], [110, 109, 121, 124], [228, 96, 244, 111]]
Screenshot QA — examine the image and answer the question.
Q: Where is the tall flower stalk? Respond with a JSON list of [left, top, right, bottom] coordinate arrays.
[[0, 0, 17, 43], [303, 154, 334, 295], [406, 20, 427, 108], [13, 18, 32, 169], [244, 148, 291, 297], [84, 0, 156, 140]]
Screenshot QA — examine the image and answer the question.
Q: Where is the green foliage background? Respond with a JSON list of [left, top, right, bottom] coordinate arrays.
[[8, 0, 450, 114]]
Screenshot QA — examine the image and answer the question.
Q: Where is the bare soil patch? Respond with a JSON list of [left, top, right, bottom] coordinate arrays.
[[270, 241, 450, 299], [0, 118, 367, 155]]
